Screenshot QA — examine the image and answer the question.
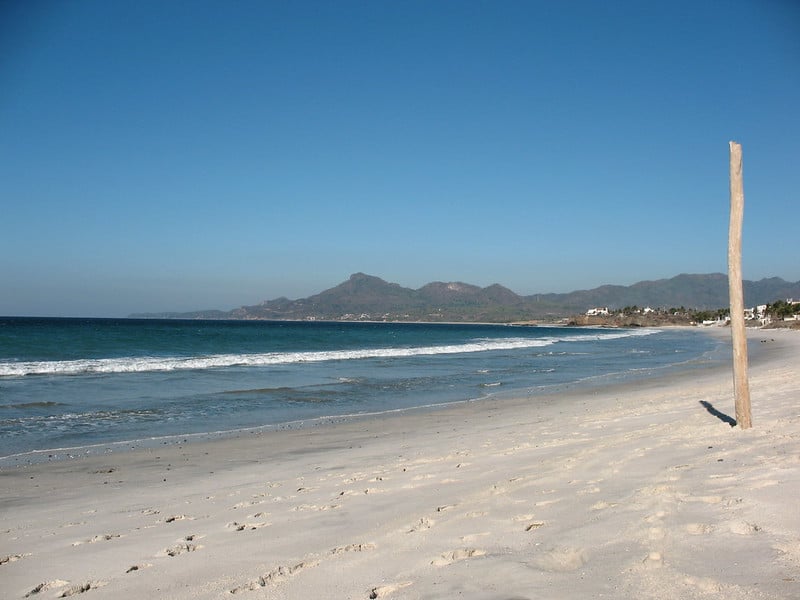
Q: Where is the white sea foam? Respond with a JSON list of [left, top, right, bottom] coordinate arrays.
[[0, 328, 657, 378]]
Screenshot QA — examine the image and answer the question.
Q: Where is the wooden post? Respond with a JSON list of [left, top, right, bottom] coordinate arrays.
[[728, 141, 752, 429]]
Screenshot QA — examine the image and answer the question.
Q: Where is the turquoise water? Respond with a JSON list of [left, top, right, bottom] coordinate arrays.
[[0, 318, 722, 464]]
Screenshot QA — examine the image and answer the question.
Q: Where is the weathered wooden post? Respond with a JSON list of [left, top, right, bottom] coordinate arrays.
[[728, 141, 752, 429]]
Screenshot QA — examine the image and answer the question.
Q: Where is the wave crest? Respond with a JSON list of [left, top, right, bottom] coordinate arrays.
[[0, 329, 656, 378]]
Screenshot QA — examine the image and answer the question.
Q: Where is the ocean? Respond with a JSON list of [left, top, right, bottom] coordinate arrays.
[[0, 318, 724, 465]]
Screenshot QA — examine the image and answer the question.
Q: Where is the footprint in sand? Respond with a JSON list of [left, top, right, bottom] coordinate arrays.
[[125, 563, 152, 573], [227, 520, 271, 532], [232, 500, 266, 509], [162, 535, 203, 557], [58, 581, 108, 596], [729, 521, 762, 535], [642, 551, 663, 569], [329, 543, 376, 555], [683, 575, 722, 592], [164, 542, 198, 557], [72, 534, 121, 546], [25, 580, 70, 597], [369, 582, 413, 598], [638, 484, 674, 497], [291, 503, 340, 512], [405, 517, 434, 533], [590, 501, 618, 510], [431, 548, 486, 566], [644, 511, 667, 523], [229, 560, 319, 593], [685, 523, 714, 535], [164, 514, 189, 523], [1, 553, 30, 565], [26, 581, 106, 598]]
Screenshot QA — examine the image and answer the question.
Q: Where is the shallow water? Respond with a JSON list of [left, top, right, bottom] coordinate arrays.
[[0, 318, 723, 463]]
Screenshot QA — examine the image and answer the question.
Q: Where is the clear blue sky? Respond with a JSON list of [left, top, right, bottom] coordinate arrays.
[[2, 1, 798, 317]]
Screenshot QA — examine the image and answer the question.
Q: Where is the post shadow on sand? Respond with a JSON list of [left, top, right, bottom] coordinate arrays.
[[699, 400, 737, 427]]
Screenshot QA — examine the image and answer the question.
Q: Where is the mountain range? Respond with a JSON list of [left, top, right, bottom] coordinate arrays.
[[130, 272, 800, 323]]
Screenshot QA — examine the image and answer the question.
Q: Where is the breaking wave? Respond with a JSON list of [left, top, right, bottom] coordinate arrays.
[[0, 329, 655, 377]]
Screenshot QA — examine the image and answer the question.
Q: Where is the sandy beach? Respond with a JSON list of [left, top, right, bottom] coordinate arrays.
[[2, 328, 798, 599]]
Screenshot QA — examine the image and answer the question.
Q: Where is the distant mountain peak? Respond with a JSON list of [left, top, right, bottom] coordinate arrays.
[[131, 273, 800, 323], [349, 272, 380, 282]]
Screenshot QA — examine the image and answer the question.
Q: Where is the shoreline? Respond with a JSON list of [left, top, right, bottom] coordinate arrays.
[[2, 329, 798, 599], [2, 326, 722, 468]]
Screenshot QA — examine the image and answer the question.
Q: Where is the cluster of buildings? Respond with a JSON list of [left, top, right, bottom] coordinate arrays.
[[742, 299, 800, 325], [698, 304, 771, 326], [585, 306, 655, 317], [585, 299, 800, 326]]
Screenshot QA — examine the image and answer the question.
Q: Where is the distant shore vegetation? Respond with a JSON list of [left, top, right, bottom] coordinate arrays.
[[571, 300, 800, 329]]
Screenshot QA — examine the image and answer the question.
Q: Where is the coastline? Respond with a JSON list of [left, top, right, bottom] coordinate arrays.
[[2, 329, 798, 599], [0, 324, 706, 468]]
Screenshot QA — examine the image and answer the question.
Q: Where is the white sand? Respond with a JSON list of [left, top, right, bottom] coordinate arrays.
[[2, 329, 799, 599]]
